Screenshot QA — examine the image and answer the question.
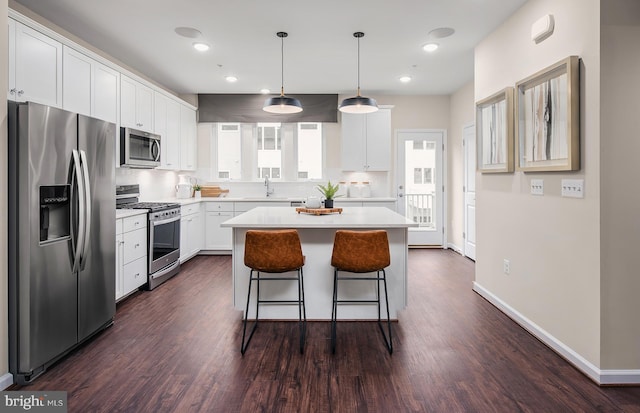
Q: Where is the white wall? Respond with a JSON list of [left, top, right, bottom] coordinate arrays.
[[474, 0, 602, 367], [448, 81, 475, 251], [600, 0, 640, 368]]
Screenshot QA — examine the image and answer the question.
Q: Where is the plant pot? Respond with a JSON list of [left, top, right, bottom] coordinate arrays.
[[324, 199, 334, 208], [194, 190, 201, 198]]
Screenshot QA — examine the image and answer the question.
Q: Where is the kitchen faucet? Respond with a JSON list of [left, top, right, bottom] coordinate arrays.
[[265, 176, 274, 197]]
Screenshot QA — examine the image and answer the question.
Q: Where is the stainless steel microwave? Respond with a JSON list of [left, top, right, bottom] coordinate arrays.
[[120, 127, 161, 168]]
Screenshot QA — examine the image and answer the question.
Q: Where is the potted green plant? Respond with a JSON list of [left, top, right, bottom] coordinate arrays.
[[316, 180, 341, 208], [193, 184, 202, 198]]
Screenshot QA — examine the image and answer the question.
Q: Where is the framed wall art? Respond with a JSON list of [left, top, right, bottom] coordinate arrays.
[[476, 87, 514, 173], [515, 56, 580, 172]]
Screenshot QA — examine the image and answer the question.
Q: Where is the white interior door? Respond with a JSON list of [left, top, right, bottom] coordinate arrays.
[[463, 124, 476, 260], [396, 130, 444, 246]]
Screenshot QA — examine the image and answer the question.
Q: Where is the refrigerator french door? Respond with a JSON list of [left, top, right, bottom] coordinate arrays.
[[8, 101, 116, 384]]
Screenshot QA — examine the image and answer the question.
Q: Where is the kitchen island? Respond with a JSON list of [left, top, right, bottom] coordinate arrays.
[[221, 207, 418, 320]]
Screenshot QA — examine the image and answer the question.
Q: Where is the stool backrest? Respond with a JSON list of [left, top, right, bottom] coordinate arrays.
[[244, 229, 304, 272], [331, 230, 390, 273]]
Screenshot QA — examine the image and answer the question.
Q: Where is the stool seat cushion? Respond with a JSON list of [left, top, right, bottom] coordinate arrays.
[[331, 230, 390, 273], [244, 229, 304, 273]]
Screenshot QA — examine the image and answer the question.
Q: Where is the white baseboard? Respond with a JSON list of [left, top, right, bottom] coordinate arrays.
[[0, 373, 13, 390], [447, 243, 462, 255], [473, 282, 640, 385]]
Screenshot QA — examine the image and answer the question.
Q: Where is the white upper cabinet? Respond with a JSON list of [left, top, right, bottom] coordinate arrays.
[[341, 108, 391, 171], [92, 62, 119, 124], [154, 92, 181, 170], [180, 104, 197, 171], [62, 46, 92, 116], [121, 75, 153, 132], [8, 19, 62, 107], [62, 46, 119, 123]]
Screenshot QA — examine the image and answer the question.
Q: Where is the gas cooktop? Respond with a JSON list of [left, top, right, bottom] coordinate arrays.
[[117, 202, 180, 213]]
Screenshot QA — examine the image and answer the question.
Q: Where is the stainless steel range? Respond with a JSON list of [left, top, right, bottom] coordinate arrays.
[[116, 185, 181, 290]]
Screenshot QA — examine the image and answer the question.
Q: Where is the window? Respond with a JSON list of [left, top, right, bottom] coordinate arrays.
[[213, 121, 324, 181], [297, 123, 322, 180], [257, 123, 282, 179], [413, 168, 422, 184], [424, 168, 433, 184], [216, 123, 241, 180]]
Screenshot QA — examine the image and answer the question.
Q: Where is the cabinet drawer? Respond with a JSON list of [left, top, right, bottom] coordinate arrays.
[[181, 203, 200, 216], [123, 214, 147, 232], [123, 227, 147, 264], [205, 201, 234, 212], [116, 218, 123, 235], [123, 256, 147, 294]]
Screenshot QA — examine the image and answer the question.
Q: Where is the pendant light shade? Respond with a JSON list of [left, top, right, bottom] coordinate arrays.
[[263, 32, 303, 114], [339, 32, 378, 114]]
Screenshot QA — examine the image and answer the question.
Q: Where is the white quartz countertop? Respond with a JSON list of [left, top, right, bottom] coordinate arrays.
[[116, 209, 148, 219], [143, 196, 396, 204], [221, 206, 418, 229]]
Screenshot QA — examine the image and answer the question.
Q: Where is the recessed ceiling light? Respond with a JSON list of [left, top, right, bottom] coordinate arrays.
[[260, 88, 271, 94], [175, 27, 202, 38], [225, 76, 238, 83], [192, 42, 210, 52], [399, 76, 412, 83], [422, 43, 439, 52]]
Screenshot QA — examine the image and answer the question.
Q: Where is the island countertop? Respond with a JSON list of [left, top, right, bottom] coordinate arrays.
[[221, 206, 418, 229]]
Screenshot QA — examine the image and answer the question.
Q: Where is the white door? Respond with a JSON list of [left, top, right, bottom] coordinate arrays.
[[463, 124, 476, 260], [396, 130, 444, 246]]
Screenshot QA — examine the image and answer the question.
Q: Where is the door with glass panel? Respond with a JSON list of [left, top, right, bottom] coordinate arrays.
[[396, 130, 444, 246]]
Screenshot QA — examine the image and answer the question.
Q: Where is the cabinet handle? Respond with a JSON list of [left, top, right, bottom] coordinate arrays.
[[134, 273, 140, 278], [9, 88, 16, 95], [17, 90, 24, 96], [135, 243, 140, 248]]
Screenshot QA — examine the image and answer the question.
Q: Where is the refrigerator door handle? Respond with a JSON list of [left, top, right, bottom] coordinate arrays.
[[71, 149, 86, 273], [79, 150, 92, 270]]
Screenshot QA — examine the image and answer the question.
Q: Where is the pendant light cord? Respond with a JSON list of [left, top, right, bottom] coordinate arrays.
[[354, 32, 364, 97], [280, 34, 284, 96]]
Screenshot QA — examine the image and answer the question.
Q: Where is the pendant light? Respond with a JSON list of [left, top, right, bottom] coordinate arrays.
[[263, 32, 303, 114], [339, 32, 378, 114]]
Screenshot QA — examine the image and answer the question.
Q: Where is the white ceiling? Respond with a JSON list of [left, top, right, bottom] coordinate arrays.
[[13, 0, 527, 96]]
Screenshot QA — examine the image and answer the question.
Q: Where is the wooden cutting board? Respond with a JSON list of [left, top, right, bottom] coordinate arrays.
[[296, 207, 343, 215]]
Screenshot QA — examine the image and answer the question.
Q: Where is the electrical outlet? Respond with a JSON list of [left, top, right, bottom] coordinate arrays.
[[503, 259, 510, 275], [530, 179, 544, 196], [561, 179, 584, 198]]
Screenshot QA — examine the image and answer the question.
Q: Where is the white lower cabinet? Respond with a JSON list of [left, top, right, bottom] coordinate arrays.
[[180, 203, 204, 262], [116, 214, 148, 301], [204, 202, 234, 251]]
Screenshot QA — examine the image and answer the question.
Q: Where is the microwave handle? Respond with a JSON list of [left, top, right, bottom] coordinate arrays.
[[151, 139, 160, 162]]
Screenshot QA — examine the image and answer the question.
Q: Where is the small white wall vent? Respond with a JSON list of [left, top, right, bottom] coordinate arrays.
[[531, 14, 555, 43]]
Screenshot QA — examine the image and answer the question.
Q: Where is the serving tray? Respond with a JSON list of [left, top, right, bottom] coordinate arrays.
[[295, 207, 343, 216]]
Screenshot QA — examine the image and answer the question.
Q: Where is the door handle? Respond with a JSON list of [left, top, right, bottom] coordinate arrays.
[[79, 150, 92, 270], [70, 150, 85, 273]]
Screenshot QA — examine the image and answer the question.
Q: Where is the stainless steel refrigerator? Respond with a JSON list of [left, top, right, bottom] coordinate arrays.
[[8, 101, 116, 384]]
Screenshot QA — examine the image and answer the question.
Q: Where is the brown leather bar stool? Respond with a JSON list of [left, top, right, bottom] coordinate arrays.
[[330, 229, 393, 354], [241, 229, 306, 355]]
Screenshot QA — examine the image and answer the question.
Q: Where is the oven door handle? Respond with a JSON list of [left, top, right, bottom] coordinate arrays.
[[151, 214, 181, 226]]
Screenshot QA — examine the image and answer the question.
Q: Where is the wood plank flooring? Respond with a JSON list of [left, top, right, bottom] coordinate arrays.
[[14, 250, 640, 412]]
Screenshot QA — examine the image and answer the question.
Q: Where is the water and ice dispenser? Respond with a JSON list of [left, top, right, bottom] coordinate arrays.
[[39, 185, 70, 243]]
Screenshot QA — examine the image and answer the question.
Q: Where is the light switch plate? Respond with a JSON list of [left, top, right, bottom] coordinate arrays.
[[561, 179, 584, 198], [530, 179, 544, 196]]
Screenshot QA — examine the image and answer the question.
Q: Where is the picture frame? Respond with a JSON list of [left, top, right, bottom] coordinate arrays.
[[476, 87, 514, 173], [515, 56, 580, 172]]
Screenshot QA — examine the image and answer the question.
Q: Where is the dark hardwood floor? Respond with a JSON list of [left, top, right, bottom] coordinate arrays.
[[15, 250, 640, 412]]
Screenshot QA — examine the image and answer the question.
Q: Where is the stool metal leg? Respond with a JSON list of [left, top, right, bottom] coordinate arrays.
[[377, 269, 393, 354], [241, 270, 259, 355], [297, 268, 307, 354], [331, 268, 338, 354]]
